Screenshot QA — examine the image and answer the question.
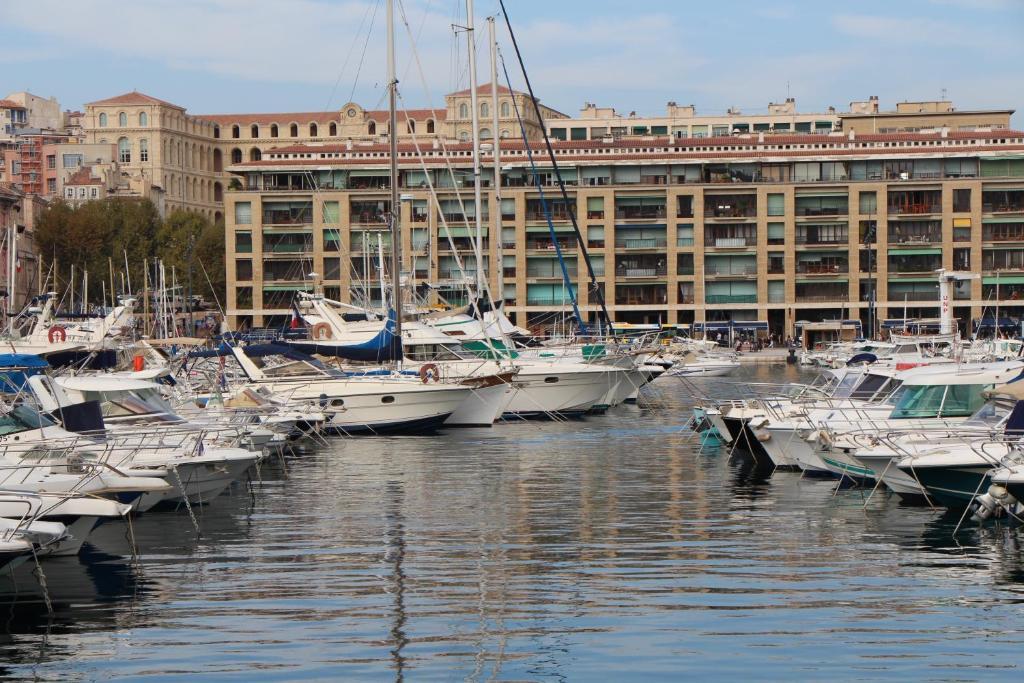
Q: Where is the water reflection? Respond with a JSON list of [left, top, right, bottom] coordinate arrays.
[[0, 364, 1022, 679]]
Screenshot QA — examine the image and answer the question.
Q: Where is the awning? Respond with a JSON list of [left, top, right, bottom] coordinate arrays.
[[348, 169, 390, 177], [262, 284, 310, 291], [982, 217, 1024, 224], [984, 275, 1024, 285], [953, 218, 972, 228], [887, 248, 942, 255], [526, 224, 574, 233], [693, 321, 769, 331], [886, 277, 936, 282]]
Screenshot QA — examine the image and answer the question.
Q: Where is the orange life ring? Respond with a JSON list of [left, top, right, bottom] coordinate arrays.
[[48, 325, 67, 343], [419, 363, 440, 383], [310, 322, 332, 341]]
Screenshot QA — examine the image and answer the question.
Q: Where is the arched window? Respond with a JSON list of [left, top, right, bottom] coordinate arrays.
[[407, 120, 415, 134], [214, 182, 223, 202], [250, 147, 261, 161], [426, 119, 435, 134], [501, 101, 510, 117], [289, 123, 298, 137], [213, 148, 223, 172], [118, 137, 131, 163], [213, 124, 220, 138], [232, 124, 240, 139], [139, 138, 149, 162], [231, 148, 242, 164], [329, 122, 337, 136], [118, 111, 127, 126], [139, 111, 148, 126], [368, 121, 376, 135], [480, 127, 492, 139], [98, 113, 107, 127], [459, 131, 469, 141], [309, 122, 318, 137], [481, 102, 489, 118], [251, 124, 259, 138], [270, 123, 279, 138], [459, 103, 469, 118], [500, 129, 511, 139]]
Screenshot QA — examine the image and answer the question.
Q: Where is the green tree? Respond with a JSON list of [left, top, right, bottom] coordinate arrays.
[[156, 210, 225, 305]]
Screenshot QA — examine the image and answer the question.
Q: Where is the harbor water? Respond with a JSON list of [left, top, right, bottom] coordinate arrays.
[[2, 364, 1023, 680]]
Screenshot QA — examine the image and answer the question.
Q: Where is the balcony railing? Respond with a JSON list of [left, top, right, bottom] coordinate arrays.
[[526, 240, 575, 251], [614, 208, 667, 220], [983, 202, 1024, 213], [676, 238, 695, 247], [983, 228, 1024, 242], [527, 296, 575, 306], [706, 265, 757, 276], [888, 203, 941, 215], [795, 291, 848, 302], [705, 294, 757, 304], [617, 267, 668, 278], [351, 212, 388, 224], [615, 237, 667, 249], [528, 269, 578, 279], [890, 232, 942, 244], [795, 263, 849, 274], [705, 236, 756, 248]]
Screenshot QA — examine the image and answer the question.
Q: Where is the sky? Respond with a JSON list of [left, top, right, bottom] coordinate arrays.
[[1, 0, 1022, 124]]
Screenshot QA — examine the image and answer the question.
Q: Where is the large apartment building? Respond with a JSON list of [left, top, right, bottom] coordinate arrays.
[[219, 125, 1024, 336]]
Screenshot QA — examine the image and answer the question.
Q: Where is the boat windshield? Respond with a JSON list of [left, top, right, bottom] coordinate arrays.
[[964, 400, 1011, 427], [404, 344, 464, 362], [0, 405, 57, 435], [849, 374, 890, 400], [830, 372, 864, 399], [83, 388, 182, 423], [890, 383, 988, 419]]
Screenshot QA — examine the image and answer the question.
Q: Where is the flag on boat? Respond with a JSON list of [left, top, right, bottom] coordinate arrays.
[[290, 300, 302, 329]]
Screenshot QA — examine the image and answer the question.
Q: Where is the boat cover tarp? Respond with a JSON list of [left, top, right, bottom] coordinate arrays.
[[0, 354, 50, 393], [284, 310, 403, 362]]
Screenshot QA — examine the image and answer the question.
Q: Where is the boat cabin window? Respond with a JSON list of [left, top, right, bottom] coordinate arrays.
[[893, 345, 918, 354], [381, 396, 395, 404], [890, 383, 988, 419], [261, 359, 327, 378], [404, 344, 463, 362], [849, 374, 888, 399], [82, 389, 180, 422], [831, 372, 864, 399], [0, 405, 56, 435], [964, 400, 1011, 427]]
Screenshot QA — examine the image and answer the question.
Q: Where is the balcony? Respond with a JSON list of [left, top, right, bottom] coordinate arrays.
[[983, 190, 1024, 214], [615, 237, 668, 249], [795, 262, 849, 275], [704, 236, 756, 248], [704, 194, 757, 219], [616, 265, 668, 278], [795, 231, 849, 246], [614, 206, 667, 220], [983, 224, 1024, 242], [889, 221, 942, 245], [526, 239, 575, 252], [888, 190, 942, 216], [706, 264, 757, 277], [795, 283, 848, 302], [615, 285, 668, 306], [705, 294, 757, 304], [795, 197, 848, 217]]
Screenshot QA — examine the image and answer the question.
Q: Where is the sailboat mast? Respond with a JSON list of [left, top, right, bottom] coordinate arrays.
[[386, 0, 402, 341], [488, 16, 502, 302], [466, 0, 485, 297]]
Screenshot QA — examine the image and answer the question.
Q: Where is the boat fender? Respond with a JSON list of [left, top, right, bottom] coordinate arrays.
[[48, 325, 67, 343], [310, 323, 332, 341], [419, 363, 440, 383]]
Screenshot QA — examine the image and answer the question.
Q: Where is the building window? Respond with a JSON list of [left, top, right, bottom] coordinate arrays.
[[953, 188, 971, 213], [213, 124, 220, 138], [46, 178, 56, 193], [98, 113, 107, 127], [501, 101, 510, 117], [368, 121, 376, 135], [309, 122, 318, 137], [231, 148, 242, 164], [329, 122, 337, 136], [46, 155, 55, 169], [139, 111, 148, 126], [481, 102, 489, 118], [270, 123, 279, 137], [459, 131, 469, 141], [859, 191, 877, 215], [62, 154, 83, 168], [480, 127, 491, 139], [426, 119, 435, 134], [235, 230, 252, 253], [234, 201, 252, 225], [91, 187, 98, 199], [65, 187, 74, 198], [767, 193, 784, 216], [232, 124, 240, 138], [290, 123, 298, 137], [139, 138, 149, 162], [249, 148, 261, 161], [118, 137, 131, 163], [118, 112, 127, 126], [459, 103, 469, 118], [250, 124, 259, 138], [407, 120, 415, 134]]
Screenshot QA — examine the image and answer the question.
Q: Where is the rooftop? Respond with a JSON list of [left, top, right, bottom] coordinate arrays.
[[85, 91, 185, 110]]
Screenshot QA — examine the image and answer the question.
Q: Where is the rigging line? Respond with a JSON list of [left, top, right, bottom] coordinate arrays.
[[498, 54, 583, 329], [392, 21, 501, 312], [498, 1, 612, 336], [321, 0, 378, 113], [347, 0, 384, 107]]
